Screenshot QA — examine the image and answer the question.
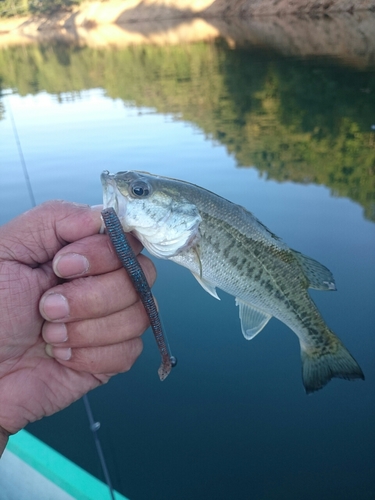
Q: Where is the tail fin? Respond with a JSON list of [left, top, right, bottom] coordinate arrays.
[[301, 336, 364, 394]]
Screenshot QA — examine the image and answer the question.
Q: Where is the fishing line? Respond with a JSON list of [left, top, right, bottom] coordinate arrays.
[[5, 91, 115, 500], [5, 93, 36, 207], [83, 395, 116, 500]]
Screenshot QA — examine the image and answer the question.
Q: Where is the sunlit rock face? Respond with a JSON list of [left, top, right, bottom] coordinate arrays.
[[1, 0, 375, 50]]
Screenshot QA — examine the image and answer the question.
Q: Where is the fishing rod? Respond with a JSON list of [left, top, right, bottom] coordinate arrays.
[[5, 91, 116, 500]]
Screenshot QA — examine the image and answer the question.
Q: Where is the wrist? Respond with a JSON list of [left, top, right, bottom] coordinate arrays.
[[0, 425, 10, 457]]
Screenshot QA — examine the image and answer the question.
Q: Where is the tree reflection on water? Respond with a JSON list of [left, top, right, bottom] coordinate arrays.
[[0, 40, 374, 219]]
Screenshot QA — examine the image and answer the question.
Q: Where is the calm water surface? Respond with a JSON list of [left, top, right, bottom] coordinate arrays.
[[0, 40, 375, 499]]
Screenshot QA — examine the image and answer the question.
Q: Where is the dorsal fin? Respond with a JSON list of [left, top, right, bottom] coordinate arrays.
[[291, 250, 336, 291]]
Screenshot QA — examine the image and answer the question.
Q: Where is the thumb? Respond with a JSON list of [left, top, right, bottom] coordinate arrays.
[[0, 201, 103, 267]]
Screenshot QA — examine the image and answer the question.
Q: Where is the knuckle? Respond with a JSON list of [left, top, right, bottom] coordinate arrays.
[[69, 339, 143, 374]]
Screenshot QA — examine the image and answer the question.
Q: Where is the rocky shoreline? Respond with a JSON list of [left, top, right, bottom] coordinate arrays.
[[0, 0, 375, 68]]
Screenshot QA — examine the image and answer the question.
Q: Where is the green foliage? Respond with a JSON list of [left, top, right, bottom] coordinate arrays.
[[0, 0, 28, 17], [0, 0, 80, 17], [28, 0, 79, 15], [0, 41, 374, 219]]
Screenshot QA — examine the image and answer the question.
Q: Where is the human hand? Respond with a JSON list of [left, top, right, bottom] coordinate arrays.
[[0, 201, 155, 453]]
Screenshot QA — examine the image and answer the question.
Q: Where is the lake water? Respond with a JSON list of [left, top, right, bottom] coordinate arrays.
[[1, 37, 375, 500]]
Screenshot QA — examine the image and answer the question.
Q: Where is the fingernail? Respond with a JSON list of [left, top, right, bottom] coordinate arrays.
[[54, 253, 89, 278], [45, 344, 72, 361], [91, 204, 103, 211], [43, 323, 68, 343], [41, 293, 69, 321]]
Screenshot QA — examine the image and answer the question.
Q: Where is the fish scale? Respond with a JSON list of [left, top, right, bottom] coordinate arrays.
[[194, 213, 298, 309], [101, 170, 364, 394]]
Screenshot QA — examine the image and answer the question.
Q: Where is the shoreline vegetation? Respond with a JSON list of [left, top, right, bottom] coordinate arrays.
[[1, 1, 374, 220], [0, 2, 374, 70], [0, 3, 373, 71], [1, 0, 375, 19], [1, 1, 375, 47]]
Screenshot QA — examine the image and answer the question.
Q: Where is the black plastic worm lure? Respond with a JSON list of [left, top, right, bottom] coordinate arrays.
[[101, 207, 176, 381]]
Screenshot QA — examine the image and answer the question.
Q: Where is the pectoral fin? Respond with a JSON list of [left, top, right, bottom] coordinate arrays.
[[192, 272, 220, 300], [291, 250, 336, 291], [236, 299, 272, 340]]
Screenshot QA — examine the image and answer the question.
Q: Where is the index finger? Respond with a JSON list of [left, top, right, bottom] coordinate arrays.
[[52, 232, 144, 279]]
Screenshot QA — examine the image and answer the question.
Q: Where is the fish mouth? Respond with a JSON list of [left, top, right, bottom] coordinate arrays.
[[101, 170, 126, 219]]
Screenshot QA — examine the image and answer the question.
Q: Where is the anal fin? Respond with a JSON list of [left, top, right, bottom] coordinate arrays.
[[235, 299, 271, 340]]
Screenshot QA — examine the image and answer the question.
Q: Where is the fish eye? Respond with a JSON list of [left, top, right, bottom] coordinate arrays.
[[131, 180, 151, 198]]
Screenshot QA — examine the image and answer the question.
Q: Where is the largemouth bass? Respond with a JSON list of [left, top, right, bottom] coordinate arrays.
[[101, 170, 364, 393]]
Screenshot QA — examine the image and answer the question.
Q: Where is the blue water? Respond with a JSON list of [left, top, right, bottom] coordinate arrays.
[[1, 45, 375, 500]]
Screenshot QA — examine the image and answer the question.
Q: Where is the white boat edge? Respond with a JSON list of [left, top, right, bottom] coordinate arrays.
[[0, 429, 129, 500]]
